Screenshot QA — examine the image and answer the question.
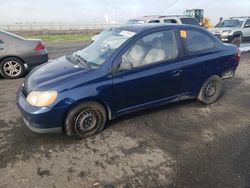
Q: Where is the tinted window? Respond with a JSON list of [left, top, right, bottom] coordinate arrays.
[[121, 30, 178, 69], [164, 19, 177, 23], [244, 19, 250, 26], [0, 39, 3, 44], [183, 30, 215, 52], [148, 20, 160, 23], [180, 18, 200, 26]]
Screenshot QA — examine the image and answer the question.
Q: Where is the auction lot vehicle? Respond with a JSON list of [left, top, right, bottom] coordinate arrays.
[[209, 17, 250, 47], [91, 16, 200, 43], [184, 9, 213, 28], [127, 15, 200, 26], [17, 24, 240, 139], [0, 30, 48, 79]]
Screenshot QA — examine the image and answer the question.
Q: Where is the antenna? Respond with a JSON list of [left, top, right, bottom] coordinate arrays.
[[157, 0, 179, 14]]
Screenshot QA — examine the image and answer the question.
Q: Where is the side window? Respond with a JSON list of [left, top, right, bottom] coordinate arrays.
[[164, 19, 178, 24], [182, 29, 215, 53], [121, 30, 178, 69], [244, 19, 250, 27], [180, 18, 200, 26], [0, 39, 3, 44], [148, 20, 160, 23]]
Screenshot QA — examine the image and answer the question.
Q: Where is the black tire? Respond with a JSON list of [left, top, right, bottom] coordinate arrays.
[[0, 57, 25, 79], [198, 75, 222, 105], [64, 101, 107, 139], [231, 37, 241, 47]]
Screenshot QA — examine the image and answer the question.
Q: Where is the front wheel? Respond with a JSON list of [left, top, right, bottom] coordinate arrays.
[[64, 102, 107, 139], [198, 75, 222, 105], [231, 37, 241, 47]]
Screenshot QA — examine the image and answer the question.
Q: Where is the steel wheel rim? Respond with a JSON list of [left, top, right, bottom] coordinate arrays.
[[3, 61, 22, 77], [205, 81, 216, 97], [74, 109, 101, 134]]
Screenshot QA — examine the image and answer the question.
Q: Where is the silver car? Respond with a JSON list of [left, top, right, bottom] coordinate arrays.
[[209, 17, 250, 47], [0, 30, 48, 79], [126, 15, 200, 26]]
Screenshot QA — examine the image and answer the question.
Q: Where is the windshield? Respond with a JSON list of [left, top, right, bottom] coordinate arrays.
[[69, 28, 135, 68], [216, 19, 243, 28]]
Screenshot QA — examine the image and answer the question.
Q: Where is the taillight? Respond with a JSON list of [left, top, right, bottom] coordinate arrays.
[[34, 41, 45, 51], [235, 48, 241, 64]]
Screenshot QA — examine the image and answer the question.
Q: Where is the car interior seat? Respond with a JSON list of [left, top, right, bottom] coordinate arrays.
[[141, 38, 166, 65], [124, 42, 147, 68]]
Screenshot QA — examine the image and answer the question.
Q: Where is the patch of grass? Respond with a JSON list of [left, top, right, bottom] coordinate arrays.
[[25, 33, 94, 42]]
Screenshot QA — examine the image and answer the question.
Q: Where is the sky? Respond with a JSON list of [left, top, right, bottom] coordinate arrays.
[[0, 0, 249, 25]]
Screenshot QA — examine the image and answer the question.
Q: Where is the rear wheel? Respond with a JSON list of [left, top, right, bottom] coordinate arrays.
[[198, 75, 222, 104], [0, 57, 25, 79], [64, 102, 107, 139]]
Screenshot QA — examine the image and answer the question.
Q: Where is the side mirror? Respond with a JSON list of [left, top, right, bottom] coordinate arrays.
[[244, 24, 250, 28], [119, 61, 133, 71]]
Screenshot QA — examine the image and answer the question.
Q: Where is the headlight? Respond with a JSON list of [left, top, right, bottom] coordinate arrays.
[[27, 91, 58, 107], [221, 30, 231, 36]]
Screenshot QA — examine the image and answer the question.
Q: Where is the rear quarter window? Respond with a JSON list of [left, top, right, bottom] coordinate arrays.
[[182, 29, 215, 53], [164, 19, 178, 23], [180, 18, 200, 26]]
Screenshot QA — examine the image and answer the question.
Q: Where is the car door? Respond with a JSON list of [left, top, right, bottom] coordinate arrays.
[[0, 33, 9, 57], [112, 29, 183, 115], [178, 28, 221, 96], [0, 39, 7, 57], [242, 19, 250, 38]]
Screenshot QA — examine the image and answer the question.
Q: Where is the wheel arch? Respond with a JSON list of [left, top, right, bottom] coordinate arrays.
[[197, 74, 222, 96], [0, 55, 26, 65], [63, 97, 113, 123], [233, 31, 243, 40]]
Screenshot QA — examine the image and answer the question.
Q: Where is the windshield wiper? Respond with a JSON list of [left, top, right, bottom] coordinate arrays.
[[74, 54, 92, 69]]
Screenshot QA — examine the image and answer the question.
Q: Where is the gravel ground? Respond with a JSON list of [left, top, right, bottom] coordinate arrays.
[[0, 42, 249, 188]]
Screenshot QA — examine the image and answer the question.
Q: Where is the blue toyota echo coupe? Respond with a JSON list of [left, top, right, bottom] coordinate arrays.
[[17, 24, 240, 139]]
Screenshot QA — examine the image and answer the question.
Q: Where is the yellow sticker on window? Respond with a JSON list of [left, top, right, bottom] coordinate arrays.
[[180, 30, 187, 38]]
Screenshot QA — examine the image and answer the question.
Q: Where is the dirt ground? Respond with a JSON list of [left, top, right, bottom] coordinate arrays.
[[0, 42, 250, 188]]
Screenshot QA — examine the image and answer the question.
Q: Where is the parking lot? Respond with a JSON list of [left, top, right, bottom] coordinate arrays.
[[0, 41, 250, 188]]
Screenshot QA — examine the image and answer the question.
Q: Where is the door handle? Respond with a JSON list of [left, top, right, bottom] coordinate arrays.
[[171, 69, 182, 77]]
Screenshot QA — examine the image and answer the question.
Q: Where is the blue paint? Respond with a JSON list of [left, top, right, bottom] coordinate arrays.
[[16, 24, 239, 132]]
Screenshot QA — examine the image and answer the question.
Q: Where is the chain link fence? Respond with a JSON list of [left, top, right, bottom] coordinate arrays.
[[0, 23, 121, 35]]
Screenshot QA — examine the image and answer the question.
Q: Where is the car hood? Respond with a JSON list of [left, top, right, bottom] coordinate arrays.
[[24, 56, 94, 93], [209, 27, 240, 34]]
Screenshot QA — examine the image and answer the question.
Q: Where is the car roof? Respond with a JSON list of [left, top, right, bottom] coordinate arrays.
[[119, 23, 201, 34], [129, 15, 191, 21], [230, 16, 250, 20]]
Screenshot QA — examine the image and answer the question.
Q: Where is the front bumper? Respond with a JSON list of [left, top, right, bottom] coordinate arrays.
[[214, 34, 234, 43], [23, 118, 61, 133], [17, 87, 66, 134]]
